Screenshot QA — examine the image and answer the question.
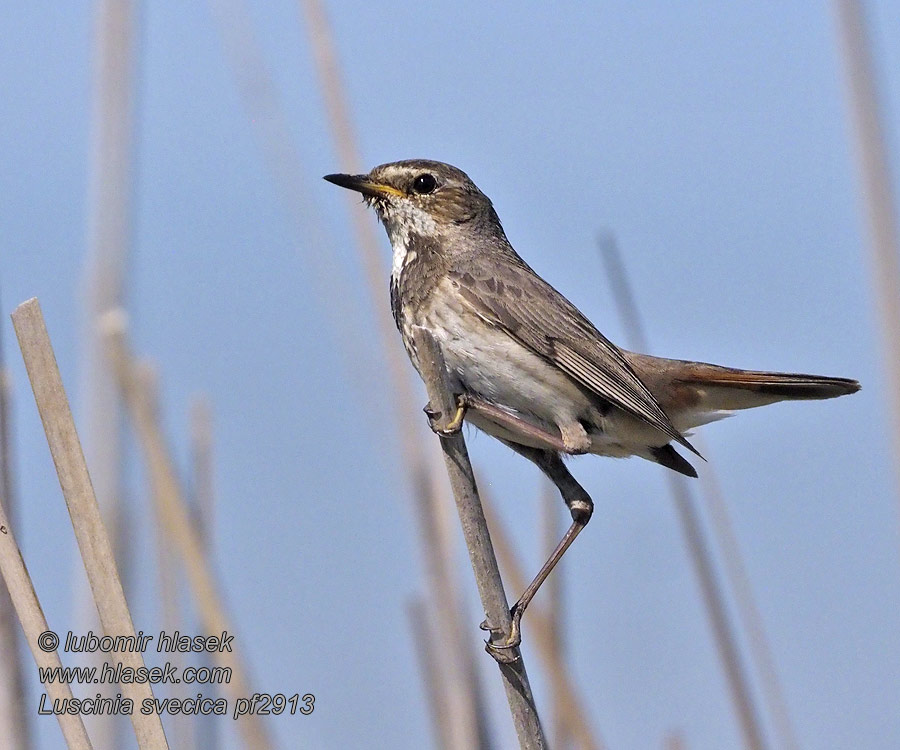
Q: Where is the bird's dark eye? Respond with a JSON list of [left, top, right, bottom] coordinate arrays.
[[411, 173, 437, 195]]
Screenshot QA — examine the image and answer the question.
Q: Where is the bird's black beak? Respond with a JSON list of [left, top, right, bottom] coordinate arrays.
[[323, 173, 404, 200]]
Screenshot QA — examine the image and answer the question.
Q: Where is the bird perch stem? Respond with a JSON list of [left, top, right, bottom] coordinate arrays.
[[412, 326, 546, 749]]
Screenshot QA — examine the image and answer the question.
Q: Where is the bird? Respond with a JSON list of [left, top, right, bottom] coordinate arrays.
[[324, 159, 860, 653]]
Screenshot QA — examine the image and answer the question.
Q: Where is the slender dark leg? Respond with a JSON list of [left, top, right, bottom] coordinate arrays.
[[484, 442, 594, 653]]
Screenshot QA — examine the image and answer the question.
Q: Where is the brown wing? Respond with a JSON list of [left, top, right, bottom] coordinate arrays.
[[449, 253, 700, 456]]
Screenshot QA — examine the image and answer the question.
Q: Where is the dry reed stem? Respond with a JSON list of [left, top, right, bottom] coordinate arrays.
[[598, 235, 768, 750], [412, 327, 546, 750], [189, 394, 220, 750], [11, 298, 169, 750], [539, 482, 570, 750], [407, 598, 454, 750], [412, 466, 488, 748], [190, 396, 215, 551], [0, 298, 31, 750], [663, 730, 687, 750], [668, 477, 765, 750], [480, 490, 604, 750], [299, 0, 425, 473], [102, 312, 273, 750], [0, 495, 94, 750], [206, 0, 372, 404], [834, 0, 900, 503], [83, 0, 133, 544], [82, 1, 137, 743], [697, 469, 799, 750], [299, 6, 495, 744], [139, 366, 198, 750]]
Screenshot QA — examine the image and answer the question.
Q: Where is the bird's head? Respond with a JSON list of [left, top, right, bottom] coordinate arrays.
[[324, 159, 501, 247]]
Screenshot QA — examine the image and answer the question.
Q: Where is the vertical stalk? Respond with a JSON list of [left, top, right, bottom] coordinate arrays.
[[0, 287, 31, 750], [12, 298, 169, 750], [413, 327, 546, 749], [834, 0, 900, 502], [599, 235, 772, 750]]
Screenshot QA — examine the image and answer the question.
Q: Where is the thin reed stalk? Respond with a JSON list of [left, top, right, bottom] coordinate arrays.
[[0, 288, 31, 750], [189, 395, 219, 750], [82, 1, 137, 744], [139, 367, 197, 750], [834, 0, 900, 503], [82, 0, 134, 542], [480, 490, 605, 750], [298, 6, 496, 743], [298, 0, 423, 471], [11, 298, 169, 750], [697, 469, 799, 750], [413, 327, 546, 749], [0, 495, 94, 750], [412, 466, 490, 748], [540, 482, 570, 750], [206, 0, 372, 402], [190, 396, 215, 552], [103, 312, 273, 750], [668, 476, 765, 750], [407, 598, 453, 750], [598, 235, 770, 750]]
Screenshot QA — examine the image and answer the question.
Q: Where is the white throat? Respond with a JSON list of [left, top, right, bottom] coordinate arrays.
[[380, 200, 438, 280]]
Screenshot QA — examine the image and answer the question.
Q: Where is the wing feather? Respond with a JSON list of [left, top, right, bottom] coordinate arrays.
[[451, 255, 699, 456]]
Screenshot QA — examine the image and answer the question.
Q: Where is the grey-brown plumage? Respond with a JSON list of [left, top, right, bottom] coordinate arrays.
[[325, 159, 860, 651]]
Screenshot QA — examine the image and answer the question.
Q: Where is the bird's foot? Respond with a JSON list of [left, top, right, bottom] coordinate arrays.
[[479, 606, 523, 664], [423, 394, 468, 436]]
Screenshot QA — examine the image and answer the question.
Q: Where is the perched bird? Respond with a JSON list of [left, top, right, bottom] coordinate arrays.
[[324, 159, 860, 652]]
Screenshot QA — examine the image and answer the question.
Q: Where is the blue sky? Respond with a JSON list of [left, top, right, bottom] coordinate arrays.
[[2, 2, 899, 748]]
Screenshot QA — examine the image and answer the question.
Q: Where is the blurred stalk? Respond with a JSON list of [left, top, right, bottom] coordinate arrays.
[[698, 469, 799, 750], [190, 396, 216, 554], [83, 0, 134, 567], [81, 0, 137, 745], [412, 465, 491, 748], [668, 476, 765, 750], [414, 328, 545, 749], [104, 313, 274, 750], [664, 731, 687, 750], [540, 482, 570, 750], [298, 0, 426, 479], [407, 597, 453, 750], [0, 288, 31, 750], [13, 298, 170, 750], [480, 488, 605, 750], [190, 396, 218, 750], [206, 0, 373, 406], [140, 367, 197, 750], [834, 0, 900, 505], [598, 234, 771, 750], [298, 4, 499, 744]]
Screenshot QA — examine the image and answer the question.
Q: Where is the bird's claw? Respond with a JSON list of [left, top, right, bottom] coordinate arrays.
[[480, 607, 523, 663], [424, 395, 468, 436]]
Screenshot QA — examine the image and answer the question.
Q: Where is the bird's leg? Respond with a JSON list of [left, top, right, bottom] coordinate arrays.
[[464, 396, 570, 452], [423, 393, 468, 436], [482, 443, 593, 655]]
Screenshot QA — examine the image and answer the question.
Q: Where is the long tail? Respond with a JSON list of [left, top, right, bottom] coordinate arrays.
[[624, 353, 859, 477], [625, 352, 860, 420], [676, 362, 860, 406]]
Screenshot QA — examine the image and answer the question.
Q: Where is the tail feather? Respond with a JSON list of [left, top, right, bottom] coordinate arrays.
[[624, 352, 860, 430], [679, 363, 860, 402], [675, 362, 860, 410]]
